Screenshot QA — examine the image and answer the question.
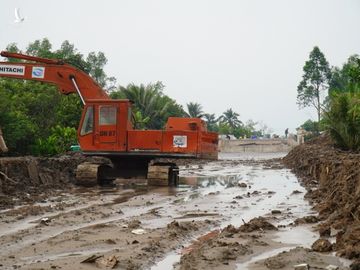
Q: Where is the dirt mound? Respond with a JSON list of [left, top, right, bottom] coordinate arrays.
[[253, 246, 349, 270], [178, 217, 277, 269], [179, 235, 251, 270], [0, 153, 106, 209], [239, 217, 278, 232], [312, 238, 333, 252], [283, 134, 360, 259], [294, 215, 319, 225]]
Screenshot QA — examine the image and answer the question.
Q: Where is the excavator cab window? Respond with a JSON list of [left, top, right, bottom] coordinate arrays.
[[99, 106, 117, 125], [80, 106, 94, 135]]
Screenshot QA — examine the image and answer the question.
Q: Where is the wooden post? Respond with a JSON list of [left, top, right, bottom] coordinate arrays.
[[0, 127, 8, 153]]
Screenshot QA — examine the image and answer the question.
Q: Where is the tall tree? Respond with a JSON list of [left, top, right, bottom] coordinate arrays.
[[329, 55, 360, 94], [297, 46, 331, 125], [86, 51, 114, 89], [186, 102, 204, 118], [26, 38, 53, 58], [219, 108, 242, 129], [54, 41, 90, 73], [203, 113, 218, 132], [324, 54, 360, 150]]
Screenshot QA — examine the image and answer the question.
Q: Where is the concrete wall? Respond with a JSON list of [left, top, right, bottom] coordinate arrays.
[[219, 138, 298, 153]]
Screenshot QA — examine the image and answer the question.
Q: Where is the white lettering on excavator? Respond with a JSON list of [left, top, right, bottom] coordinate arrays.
[[0, 65, 25, 76]]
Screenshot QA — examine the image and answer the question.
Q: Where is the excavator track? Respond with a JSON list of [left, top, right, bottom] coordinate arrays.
[[147, 161, 179, 186], [75, 162, 101, 186], [75, 158, 180, 187]]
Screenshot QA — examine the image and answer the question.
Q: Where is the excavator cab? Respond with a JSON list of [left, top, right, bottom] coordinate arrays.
[[78, 99, 133, 154]]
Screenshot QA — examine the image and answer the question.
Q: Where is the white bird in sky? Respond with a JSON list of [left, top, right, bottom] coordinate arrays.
[[14, 8, 25, 23]]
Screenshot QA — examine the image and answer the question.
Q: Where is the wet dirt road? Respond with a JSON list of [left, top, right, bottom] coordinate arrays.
[[0, 153, 351, 269]]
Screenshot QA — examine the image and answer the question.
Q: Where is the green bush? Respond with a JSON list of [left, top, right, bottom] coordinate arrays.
[[324, 91, 360, 150], [33, 125, 77, 156]]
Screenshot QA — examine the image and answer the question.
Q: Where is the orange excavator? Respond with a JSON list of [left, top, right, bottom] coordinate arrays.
[[0, 51, 218, 186]]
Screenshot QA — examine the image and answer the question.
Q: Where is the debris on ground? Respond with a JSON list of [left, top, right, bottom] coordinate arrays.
[[239, 217, 278, 232], [81, 255, 102, 263], [294, 215, 319, 225], [40, 217, 51, 226], [293, 263, 309, 270], [238, 182, 247, 188], [127, 219, 141, 229], [96, 255, 118, 269], [326, 265, 339, 270], [312, 238, 333, 252], [131, 229, 147, 235]]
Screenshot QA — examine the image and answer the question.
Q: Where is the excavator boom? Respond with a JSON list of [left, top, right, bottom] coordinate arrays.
[[0, 51, 109, 102]]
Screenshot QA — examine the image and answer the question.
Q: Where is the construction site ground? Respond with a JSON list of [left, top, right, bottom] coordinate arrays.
[[0, 148, 357, 269]]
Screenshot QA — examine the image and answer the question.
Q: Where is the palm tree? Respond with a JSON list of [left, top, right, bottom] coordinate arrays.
[[110, 82, 185, 129], [203, 113, 218, 132], [186, 102, 204, 118], [219, 108, 242, 129], [132, 111, 150, 130]]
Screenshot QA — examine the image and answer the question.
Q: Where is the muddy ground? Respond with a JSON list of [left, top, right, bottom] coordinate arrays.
[[284, 135, 360, 267], [0, 150, 356, 269]]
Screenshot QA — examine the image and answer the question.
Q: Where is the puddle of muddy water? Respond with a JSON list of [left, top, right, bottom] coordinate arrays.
[[275, 225, 318, 246], [236, 247, 294, 269], [151, 252, 181, 270], [151, 155, 318, 269], [219, 152, 288, 160], [177, 164, 310, 228]]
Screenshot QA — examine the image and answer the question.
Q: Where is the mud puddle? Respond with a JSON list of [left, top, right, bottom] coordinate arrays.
[[151, 156, 322, 269]]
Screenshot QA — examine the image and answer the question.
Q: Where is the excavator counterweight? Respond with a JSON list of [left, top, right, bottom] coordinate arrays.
[[0, 51, 218, 186]]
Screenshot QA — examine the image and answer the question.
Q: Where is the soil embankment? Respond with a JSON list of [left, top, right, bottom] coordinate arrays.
[[283, 135, 360, 261], [0, 153, 108, 209]]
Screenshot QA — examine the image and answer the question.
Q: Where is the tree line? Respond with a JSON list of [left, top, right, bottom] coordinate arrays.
[[297, 46, 360, 150], [0, 39, 268, 156]]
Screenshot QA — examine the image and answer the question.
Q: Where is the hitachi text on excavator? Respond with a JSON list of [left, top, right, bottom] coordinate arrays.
[[0, 51, 218, 186]]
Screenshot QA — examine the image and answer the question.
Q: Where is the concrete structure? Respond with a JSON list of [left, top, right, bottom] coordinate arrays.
[[219, 137, 298, 153]]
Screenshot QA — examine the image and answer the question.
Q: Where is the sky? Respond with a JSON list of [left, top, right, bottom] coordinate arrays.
[[1, 0, 359, 135]]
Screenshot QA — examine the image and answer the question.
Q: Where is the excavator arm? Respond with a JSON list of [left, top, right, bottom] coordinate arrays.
[[0, 51, 109, 103]]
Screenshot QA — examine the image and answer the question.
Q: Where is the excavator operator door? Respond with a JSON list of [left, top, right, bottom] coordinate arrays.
[[95, 103, 127, 152], [79, 101, 127, 153]]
